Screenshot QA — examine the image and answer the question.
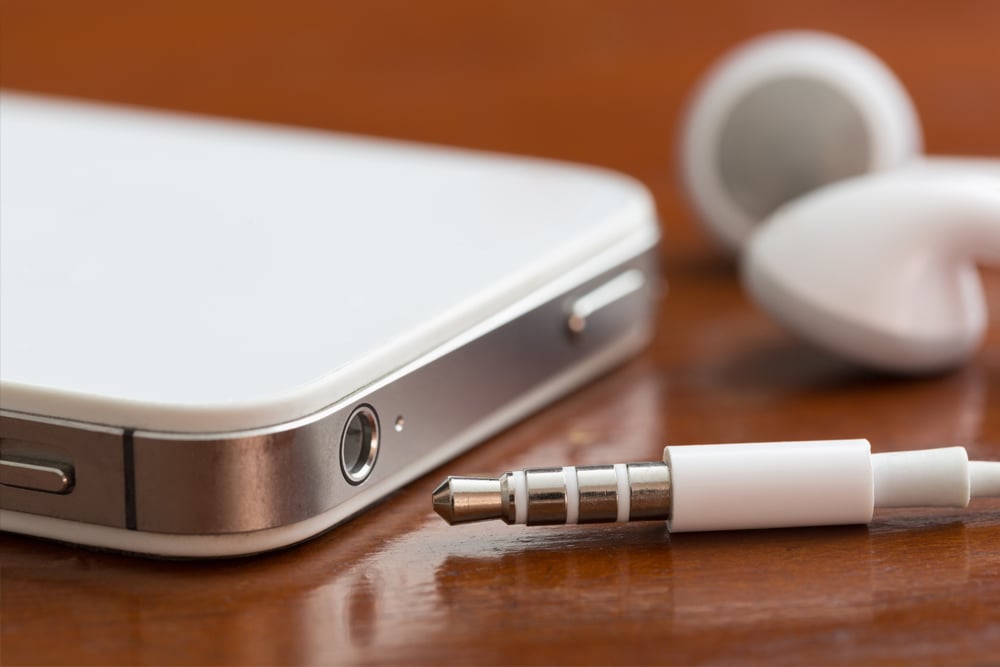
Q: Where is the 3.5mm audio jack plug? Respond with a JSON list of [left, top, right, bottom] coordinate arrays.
[[432, 439, 1000, 532]]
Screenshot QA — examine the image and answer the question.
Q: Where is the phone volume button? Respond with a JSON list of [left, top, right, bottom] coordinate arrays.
[[567, 269, 646, 336], [0, 456, 75, 494]]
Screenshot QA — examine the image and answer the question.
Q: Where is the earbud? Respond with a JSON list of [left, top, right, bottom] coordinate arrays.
[[679, 30, 1000, 373], [680, 30, 924, 252], [745, 171, 1000, 374]]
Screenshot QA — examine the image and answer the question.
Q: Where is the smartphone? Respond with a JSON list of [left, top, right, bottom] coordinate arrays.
[[0, 92, 660, 557]]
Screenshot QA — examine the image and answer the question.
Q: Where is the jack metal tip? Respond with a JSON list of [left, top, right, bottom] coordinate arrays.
[[431, 478, 458, 524], [432, 476, 505, 525]]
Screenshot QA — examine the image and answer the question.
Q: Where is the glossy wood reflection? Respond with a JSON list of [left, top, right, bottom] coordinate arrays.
[[2, 2, 1000, 665]]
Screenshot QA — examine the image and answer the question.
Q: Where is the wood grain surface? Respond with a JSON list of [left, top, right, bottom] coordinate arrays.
[[2, 2, 999, 665]]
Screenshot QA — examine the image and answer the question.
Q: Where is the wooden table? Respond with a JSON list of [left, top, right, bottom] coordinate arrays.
[[2, 2, 999, 665]]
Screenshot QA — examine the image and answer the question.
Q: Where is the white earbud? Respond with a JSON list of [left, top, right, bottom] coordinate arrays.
[[679, 31, 1000, 373], [745, 171, 1000, 374], [680, 30, 924, 252]]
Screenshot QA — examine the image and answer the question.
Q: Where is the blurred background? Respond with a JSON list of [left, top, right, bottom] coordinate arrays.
[[3, 0, 999, 260]]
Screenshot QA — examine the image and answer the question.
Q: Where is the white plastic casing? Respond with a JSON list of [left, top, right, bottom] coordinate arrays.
[[663, 440, 991, 533], [664, 440, 875, 532], [870, 446, 970, 508]]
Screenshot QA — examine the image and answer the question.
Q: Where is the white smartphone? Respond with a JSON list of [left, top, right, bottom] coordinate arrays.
[[0, 92, 660, 557]]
